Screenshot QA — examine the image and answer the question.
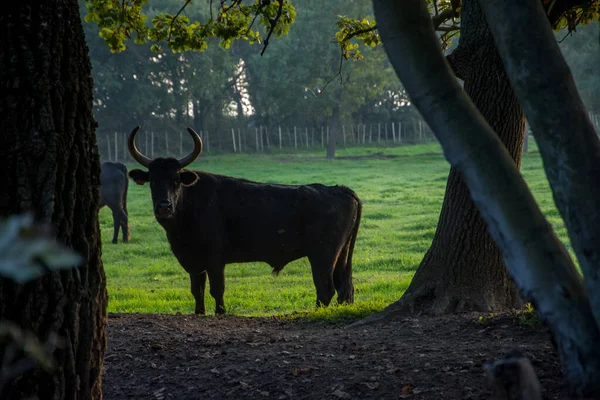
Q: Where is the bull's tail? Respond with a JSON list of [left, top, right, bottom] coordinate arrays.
[[121, 165, 130, 241], [123, 175, 129, 216], [345, 192, 362, 275], [334, 189, 362, 304]]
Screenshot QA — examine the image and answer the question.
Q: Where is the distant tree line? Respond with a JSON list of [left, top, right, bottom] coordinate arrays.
[[84, 1, 599, 160]]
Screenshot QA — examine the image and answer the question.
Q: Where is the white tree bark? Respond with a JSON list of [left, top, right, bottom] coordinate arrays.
[[479, 0, 600, 329], [371, 0, 600, 395]]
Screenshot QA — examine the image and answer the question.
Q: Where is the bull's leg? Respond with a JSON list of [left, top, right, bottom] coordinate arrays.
[[111, 209, 120, 244], [207, 267, 226, 315], [119, 209, 130, 243], [190, 272, 207, 315], [308, 251, 338, 307], [333, 243, 354, 304]]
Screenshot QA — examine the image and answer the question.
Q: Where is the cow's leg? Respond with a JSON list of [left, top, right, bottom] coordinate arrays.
[[190, 272, 207, 315], [333, 242, 354, 304], [119, 209, 129, 243], [207, 267, 226, 315], [308, 251, 338, 307], [111, 209, 120, 244]]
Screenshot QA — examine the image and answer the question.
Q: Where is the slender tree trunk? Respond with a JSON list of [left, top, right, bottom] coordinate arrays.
[[0, 2, 107, 399], [384, 0, 524, 315], [326, 104, 341, 159]]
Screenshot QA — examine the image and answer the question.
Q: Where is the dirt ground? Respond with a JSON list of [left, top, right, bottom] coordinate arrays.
[[103, 312, 573, 400]]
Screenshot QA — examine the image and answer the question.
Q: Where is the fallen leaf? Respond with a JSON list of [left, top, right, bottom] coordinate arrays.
[[292, 367, 313, 376], [399, 384, 414, 398]]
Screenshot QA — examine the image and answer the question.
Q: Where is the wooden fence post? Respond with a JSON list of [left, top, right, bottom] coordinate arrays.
[[260, 126, 264, 151], [164, 131, 169, 156], [238, 128, 242, 153], [278, 126, 282, 149], [305, 127, 309, 148], [326, 126, 329, 145], [294, 126, 297, 149], [114, 132, 118, 162], [369, 125, 373, 143], [256, 128, 260, 152], [385, 123, 388, 141], [123, 133, 127, 162], [392, 122, 396, 142], [398, 122, 402, 143], [321, 126, 324, 148], [179, 131, 183, 157], [342, 125, 346, 147], [265, 127, 270, 149], [151, 132, 155, 158], [106, 134, 112, 162], [378, 123, 381, 143], [231, 128, 237, 153]]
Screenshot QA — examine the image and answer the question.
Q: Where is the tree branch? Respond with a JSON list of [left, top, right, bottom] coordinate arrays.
[[431, 7, 460, 30], [308, 51, 344, 97], [436, 25, 459, 32], [260, 0, 284, 56], [167, 0, 192, 42], [372, 0, 600, 395], [480, 0, 600, 361], [342, 26, 378, 42]]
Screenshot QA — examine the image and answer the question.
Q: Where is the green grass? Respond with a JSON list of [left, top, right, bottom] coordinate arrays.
[[100, 141, 568, 317]]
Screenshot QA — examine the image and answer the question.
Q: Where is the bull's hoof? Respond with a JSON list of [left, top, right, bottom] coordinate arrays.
[[215, 307, 226, 315], [111, 240, 118, 244], [195, 309, 206, 315]]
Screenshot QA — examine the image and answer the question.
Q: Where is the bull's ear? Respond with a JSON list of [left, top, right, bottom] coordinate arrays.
[[129, 169, 150, 185], [180, 170, 199, 186]]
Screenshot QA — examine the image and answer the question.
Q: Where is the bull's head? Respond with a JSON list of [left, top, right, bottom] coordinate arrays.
[[128, 126, 202, 221]]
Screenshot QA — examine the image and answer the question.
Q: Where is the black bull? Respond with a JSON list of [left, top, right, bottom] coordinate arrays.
[[127, 126, 362, 315], [100, 162, 130, 244]]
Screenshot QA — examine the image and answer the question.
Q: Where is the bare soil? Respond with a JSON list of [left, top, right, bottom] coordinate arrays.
[[103, 312, 572, 399]]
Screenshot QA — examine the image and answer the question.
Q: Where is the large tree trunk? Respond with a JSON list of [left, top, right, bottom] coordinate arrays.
[[370, 0, 600, 395], [380, 0, 524, 315], [0, 2, 107, 399]]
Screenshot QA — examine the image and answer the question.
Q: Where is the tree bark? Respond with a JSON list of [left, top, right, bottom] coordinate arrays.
[[0, 2, 107, 399], [383, 0, 524, 315]]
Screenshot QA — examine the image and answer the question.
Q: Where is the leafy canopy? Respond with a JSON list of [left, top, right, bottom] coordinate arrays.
[[84, 0, 599, 57], [84, 0, 296, 53]]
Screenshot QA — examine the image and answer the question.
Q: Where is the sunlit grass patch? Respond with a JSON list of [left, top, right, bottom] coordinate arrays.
[[101, 143, 565, 319]]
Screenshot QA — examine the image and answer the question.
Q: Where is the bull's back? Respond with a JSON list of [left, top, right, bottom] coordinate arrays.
[[213, 179, 360, 264], [100, 162, 128, 208]]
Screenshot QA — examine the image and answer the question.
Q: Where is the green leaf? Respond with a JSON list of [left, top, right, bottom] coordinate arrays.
[[0, 214, 81, 283]]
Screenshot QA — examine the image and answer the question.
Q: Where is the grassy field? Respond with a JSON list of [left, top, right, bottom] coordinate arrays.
[[99, 142, 569, 318]]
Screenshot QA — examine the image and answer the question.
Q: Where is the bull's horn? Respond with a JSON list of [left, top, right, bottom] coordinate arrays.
[[127, 126, 152, 168], [178, 127, 203, 168]]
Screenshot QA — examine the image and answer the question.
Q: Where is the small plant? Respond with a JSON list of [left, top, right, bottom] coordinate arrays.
[[516, 303, 541, 327]]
